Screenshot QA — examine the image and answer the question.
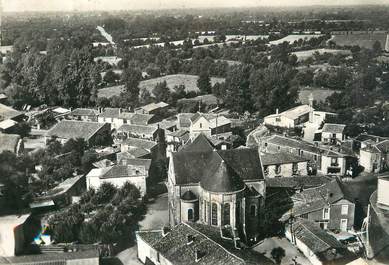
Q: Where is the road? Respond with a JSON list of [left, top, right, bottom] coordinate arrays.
[[115, 193, 168, 265]]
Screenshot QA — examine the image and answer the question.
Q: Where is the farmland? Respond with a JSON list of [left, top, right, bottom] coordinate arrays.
[[97, 74, 225, 98], [292, 48, 351, 62], [331, 33, 387, 49], [269, 34, 323, 45]]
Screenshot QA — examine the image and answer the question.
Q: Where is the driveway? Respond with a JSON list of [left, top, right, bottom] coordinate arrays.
[[116, 192, 168, 265], [253, 237, 312, 265]]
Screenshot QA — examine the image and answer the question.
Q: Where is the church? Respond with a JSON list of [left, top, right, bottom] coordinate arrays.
[[167, 134, 266, 244]]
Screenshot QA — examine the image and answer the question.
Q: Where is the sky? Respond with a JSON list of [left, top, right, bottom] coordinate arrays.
[[3, 0, 389, 12]]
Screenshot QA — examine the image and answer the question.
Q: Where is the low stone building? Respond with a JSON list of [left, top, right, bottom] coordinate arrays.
[[285, 218, 355, 265], [359, 139, 389, 173], [321, 123, 346, 145], [68, 108, 99, 122], [260, 152, 309, 178], [46, 120, 111, 146]]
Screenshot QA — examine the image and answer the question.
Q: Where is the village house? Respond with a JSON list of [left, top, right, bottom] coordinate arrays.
[[116, 124, 159, 141], [0, 214, 33, 256], [30, 175, 86, 210], [97, 108, 136, 130], [46, 120, 111, 146], [68, 108, 99, 122], [86, 159, 150, 196], [168, 134, 265, 244], [321, 123, 346, 145], [0, 103, 26, 132], [136, 222, 274, 265], [166, 129, 190, 155], [285, 218, 355, 265], [261, 135, 357, 177], [264, 105, 311, 129], [359, 139, 389, 173], [0, 249, 100, 265], [0, 133, 24, 155], [135, 101, 169, 115], [285, 179, 355, 232], [260, 152, 309, 178]]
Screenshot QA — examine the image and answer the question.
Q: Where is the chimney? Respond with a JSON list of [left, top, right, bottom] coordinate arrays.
[[187, 235, 195, 245], [119, 108, 122, 115], [162, 226, 170, 237], [276, 108, 279, 115], [195, 250, 204, 262]]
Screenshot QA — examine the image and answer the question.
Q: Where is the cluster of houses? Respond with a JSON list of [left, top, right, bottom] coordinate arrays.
[[1, 95, 389, 265]]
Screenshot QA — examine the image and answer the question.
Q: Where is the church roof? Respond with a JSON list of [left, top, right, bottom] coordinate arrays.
[[181, 190, 198, 201], [180, 133, 215, 153], [172, 135, 263, 189]]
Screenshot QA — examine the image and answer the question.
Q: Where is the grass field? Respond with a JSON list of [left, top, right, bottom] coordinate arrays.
[[331, 33, 387, 49], [298, 87, 340, 104], [292, 48, 351, 62], [98, 74, 225, 98], [269, 34, 323, 45]]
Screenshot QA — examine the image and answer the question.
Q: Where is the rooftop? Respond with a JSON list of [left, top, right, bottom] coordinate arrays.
[[46, 120, 108, 141], [130, 113, 155, 126], [118, 124, 158, 135], [266, 105, 311, 120], [260, 152, 309, 166], [137, 223, 245, 265], [0, 133, 21, 154], [265, 135, 321, 154], [70, 108, 99, 117], [0, 104, 23, 121], [122, 137, 157, 151], [137, 102, 169, 112], [322, 123, 346, 134]]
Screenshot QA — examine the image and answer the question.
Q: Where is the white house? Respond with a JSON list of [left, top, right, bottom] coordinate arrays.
[[86, 159, 151, 196], [321, 123, 346, 144]]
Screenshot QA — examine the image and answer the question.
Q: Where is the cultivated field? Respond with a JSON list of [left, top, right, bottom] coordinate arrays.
[[97, 74, 225, 98], [331, 33, 387, 49], [292, 48, 351, 62], [298, 87, 340, 104], [269, 34, 323, 45]]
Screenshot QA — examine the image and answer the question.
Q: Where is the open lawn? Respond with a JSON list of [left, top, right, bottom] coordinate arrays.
[[331, 33, 387, 49], [299, 87, 339, 104], [269, 34, 323, 45], [292, 48, 351, 62], [98, 74, 225, 98]]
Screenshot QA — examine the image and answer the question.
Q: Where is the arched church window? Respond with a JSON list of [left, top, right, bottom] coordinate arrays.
[[250, 204, 257, 217], [211, 203, 218, 226], [223, 203, 230, 225], [188, 208, 194, 221]]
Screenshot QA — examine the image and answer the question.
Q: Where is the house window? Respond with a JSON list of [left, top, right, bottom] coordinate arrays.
[[223, 203, 230, 225], [292, 163, 298, 174], [331, 157, 338, 166], [301, 213, 308, 219], [323, 208, 330, 220], [263, 166, 269, 176], [300, 150, 304, 156], [341, 205, 349, 215], [275, 164, 281, 175], [319, 222, 328, 230], [277, 145, 281, 151], [314, 155, 317, 161], [211, 203, 218, 226], [340, 219, 348, 231], [250, 205, 257, 217], [236, 201, 240, 221], [264, 143, 268, 147], [188, 209, 194, 221], [199, 123, 202, 129]]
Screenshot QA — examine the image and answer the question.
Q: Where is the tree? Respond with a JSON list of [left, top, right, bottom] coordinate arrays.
[[121, 67, 142, 107], [271, 247, 285, 265], [373, 40, 382, 55], [250, 62, 298, 116], [9, 122, 31, 138], [153, 81, 170, 102], [166, 57, 181, 75], [103, 69, 119, 84], [223, 65, 254, 114], [197, 70, 211, 94]]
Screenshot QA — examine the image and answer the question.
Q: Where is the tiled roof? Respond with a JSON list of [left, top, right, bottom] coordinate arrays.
[[117, 158, 151, 170], [292, 179, 347, 216], [209, 116, 231, 129], [138, 102, 169, 112], [292, 218, 345, 257], [37, 175, 85, 200], [118, 124, 158, 135], [0, 119, 17, 130], [260, 152, 309, 166], [167, 129, 189, 138], [0, 249, 99, 264], [266, 105, 310, 120], [172, 135, 263, 186], [46, 120, 107, 141], [375, 140, 389, 153], [177, 113, 195, 128], [265, 135, 321, 154], [180, 134, 214, 153], [122, 137, 157, 151], [130, 113, 155, 125], [70, 108, 99, 116], [0, 103, 22, 121], [265, 176, 332, 189], [101, 165, 145, 179], [0, 133, 21, 153], [322, 123, 346, 134], [137, 223, 245, 265]]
